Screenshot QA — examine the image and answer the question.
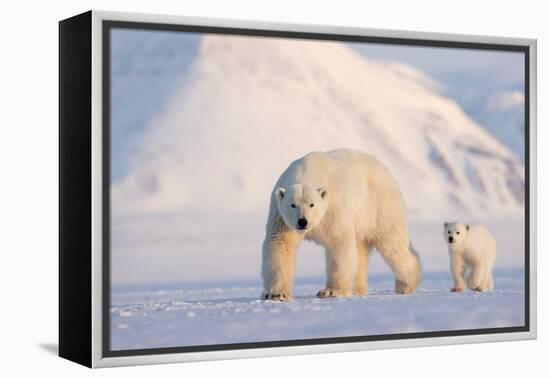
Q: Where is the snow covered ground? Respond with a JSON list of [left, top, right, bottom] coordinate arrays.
[[110, 270, 525, 351]]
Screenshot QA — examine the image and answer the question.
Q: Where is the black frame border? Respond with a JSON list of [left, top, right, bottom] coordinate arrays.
[[102, 19, 531, 359], [59, 11, 93, 367]]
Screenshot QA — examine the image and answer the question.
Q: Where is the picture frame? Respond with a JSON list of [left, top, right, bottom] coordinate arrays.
[[59, 10, 537, 368]]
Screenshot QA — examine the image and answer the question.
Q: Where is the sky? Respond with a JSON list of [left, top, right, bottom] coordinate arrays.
[[351, 42, 524, 80]]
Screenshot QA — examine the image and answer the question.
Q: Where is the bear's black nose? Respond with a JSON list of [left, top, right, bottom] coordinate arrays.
[[448, 236, 454, 243], [297, 218, 308, 229]]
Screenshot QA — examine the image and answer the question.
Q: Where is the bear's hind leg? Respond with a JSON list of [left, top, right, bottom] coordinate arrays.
[[378, 242, 421, 294], [476, 270, 494, 292], [486, 274, 494, 291], [467, 263, 486, 291]]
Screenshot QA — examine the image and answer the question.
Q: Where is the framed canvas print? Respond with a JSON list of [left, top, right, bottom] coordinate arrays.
[[59, 10, 537, 368]]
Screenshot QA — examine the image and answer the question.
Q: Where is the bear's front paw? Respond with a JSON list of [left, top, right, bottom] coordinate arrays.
[[262, 289, 290, 301], [316, 288, 352, 298], [451, 286, 465, 292]]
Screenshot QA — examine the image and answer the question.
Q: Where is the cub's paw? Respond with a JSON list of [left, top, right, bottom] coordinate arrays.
[[451, 286, 465, 292], [471, 286, 490, 292], [316, 288, 353, 298], [262, 289, 290, 301]]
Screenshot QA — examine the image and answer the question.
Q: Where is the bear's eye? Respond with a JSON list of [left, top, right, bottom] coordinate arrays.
[[456, 231, 460, 235], [291, 204, 296, 208], [448, 231, 451, 234], [310, 203, 314, 208]]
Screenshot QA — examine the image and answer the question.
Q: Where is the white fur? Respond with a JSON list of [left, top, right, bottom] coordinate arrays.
[[261, 149, 422, 300], [443, 222, 496, 292]]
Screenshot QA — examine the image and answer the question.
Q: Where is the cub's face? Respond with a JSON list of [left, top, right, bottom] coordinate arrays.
[[443, 222, 469, 246], [275, 184, 328, 232]]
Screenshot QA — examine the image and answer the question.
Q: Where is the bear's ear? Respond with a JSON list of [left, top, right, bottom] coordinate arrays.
[[275, 187, 286, 200], [318, 187, 327, 199], [466, 224, 470, 231], [444, 222, 448, 228]]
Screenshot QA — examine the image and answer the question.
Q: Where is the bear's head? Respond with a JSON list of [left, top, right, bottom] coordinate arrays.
[[443, 222, 469, 246], [275, 184, 328, 232]]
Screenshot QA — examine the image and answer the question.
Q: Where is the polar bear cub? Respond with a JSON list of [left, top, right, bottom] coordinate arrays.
[[443, 222, 496, 292]]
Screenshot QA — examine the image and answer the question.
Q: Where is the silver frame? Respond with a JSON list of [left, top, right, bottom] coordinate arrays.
[[90, 10, 537, 368]]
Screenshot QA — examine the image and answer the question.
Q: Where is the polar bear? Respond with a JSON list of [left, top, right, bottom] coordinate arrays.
[[261, 149, 422, 301], [443, 222, 496, 292]]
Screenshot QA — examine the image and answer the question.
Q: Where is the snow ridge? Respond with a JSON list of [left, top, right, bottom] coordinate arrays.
[[113, 35, 524, 219]]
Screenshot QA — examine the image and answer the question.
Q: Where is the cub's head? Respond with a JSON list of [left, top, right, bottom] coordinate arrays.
[[275, 184, 328, 232], [443, 222, 469, 246]]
